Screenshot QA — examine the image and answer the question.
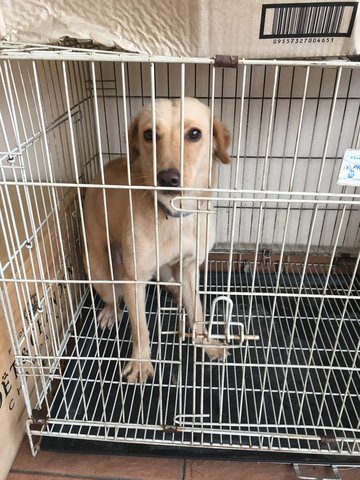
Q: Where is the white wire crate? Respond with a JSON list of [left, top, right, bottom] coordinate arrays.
[[0, 43, 359, 460]]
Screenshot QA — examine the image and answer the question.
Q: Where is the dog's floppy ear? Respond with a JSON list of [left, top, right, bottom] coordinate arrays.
[[213, 119, 231, 164], [128, 115, 140, 161]]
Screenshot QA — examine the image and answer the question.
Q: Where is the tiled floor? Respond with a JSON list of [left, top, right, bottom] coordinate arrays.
[[8, 439, 360, 480]]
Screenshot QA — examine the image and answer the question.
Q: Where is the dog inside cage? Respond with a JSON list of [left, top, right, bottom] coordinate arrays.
[[82, 95, 231, 383], [0, 50, 359, 458]]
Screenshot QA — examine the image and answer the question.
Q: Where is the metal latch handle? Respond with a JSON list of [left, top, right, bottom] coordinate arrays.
[[208, 296, 259, 343]]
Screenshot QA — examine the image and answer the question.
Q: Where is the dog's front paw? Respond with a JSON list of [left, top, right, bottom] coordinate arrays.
[[203, 338, 229, 361], [123, 356, 154, 383], [97, 304, 121, 330]]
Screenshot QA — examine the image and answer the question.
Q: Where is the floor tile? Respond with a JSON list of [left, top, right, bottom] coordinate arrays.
[[8, 475, 92, 480], [301, 465, 360, 480], [184, 460, 360, 480], [184, 460, 297, 480], [341, 467, 360, 480]]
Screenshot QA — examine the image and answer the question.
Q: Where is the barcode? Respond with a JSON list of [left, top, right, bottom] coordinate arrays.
[[260, 2, 358, 38]]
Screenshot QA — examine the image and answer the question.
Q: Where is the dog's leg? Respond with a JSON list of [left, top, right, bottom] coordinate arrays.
[[84, 239, 122, 329], [160, 265, 180, 303], [121, 280, 154, 383], [172, 261, 228, 361]]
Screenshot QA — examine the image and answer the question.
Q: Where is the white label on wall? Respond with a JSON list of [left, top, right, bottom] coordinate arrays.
[[337, 149, 360, 186]]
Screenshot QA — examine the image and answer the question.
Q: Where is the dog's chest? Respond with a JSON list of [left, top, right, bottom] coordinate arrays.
[[159, 214, 215, 267]]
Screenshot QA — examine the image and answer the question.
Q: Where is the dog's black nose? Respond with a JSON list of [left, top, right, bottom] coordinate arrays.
[[157, 169, 180, 188]]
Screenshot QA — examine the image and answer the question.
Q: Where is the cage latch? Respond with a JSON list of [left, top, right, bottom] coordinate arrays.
[[208, 296, 259, 343], [163, 425, 178, 434], [31, 408, 48, 425], [262, 249, 272, 266]]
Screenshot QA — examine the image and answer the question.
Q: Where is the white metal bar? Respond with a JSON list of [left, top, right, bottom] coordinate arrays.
[[1, 44, 360, 68], [2, 179, 360, 200], [177, 63, 185, 422], [150, 61, 163, 425]]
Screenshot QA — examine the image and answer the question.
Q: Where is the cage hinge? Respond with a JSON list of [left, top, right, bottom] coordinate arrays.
[[293, 464, 341, 480], [262, 249, 272, 266], [162, 425, 178, 434], [31, 408, 48, 425], [214, 55, 239, 68]]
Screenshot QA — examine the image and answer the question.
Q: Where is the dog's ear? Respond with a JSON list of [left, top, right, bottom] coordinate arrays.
[[128, 115, 139, 161], [213, 119, 231, 164]]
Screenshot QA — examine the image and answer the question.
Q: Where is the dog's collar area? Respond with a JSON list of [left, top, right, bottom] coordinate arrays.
[[157, 200, 192, 218]]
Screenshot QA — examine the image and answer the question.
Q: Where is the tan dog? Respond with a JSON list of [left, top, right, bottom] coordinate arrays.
[[83, 98, 231, 382]]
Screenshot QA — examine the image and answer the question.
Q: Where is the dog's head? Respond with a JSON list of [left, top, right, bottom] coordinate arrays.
[[129, 98, 231, 216]]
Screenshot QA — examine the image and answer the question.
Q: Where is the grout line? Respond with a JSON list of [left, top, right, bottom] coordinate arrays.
[[9, 468, 149, 480], [180, 459, 186, 480]]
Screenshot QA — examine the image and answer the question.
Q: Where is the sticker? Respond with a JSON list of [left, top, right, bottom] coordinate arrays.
[[337, 149, 360, 186], [259, 3, 358, 39]]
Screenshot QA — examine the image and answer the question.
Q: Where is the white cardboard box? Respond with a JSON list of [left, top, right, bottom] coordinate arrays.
[[0, 0, 359, 59]]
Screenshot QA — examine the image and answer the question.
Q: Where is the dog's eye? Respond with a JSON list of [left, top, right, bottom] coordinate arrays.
[[186, 128, 202, 142], [143, 129, 154, 143]]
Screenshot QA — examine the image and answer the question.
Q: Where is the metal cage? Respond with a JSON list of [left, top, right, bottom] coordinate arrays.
[[0, 43, 359, 460]]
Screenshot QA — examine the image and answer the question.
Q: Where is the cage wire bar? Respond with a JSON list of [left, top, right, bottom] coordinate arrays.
[[0, 43, 359, 459]]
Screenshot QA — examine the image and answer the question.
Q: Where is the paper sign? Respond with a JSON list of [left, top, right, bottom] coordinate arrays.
[[337, 149, 360, 186]]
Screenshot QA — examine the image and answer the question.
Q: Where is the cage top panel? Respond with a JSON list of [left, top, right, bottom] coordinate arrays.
[[1, 42, 360, 68]]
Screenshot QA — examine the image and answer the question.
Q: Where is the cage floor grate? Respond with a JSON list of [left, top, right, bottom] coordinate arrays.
[[40, 264, 360, 460]]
